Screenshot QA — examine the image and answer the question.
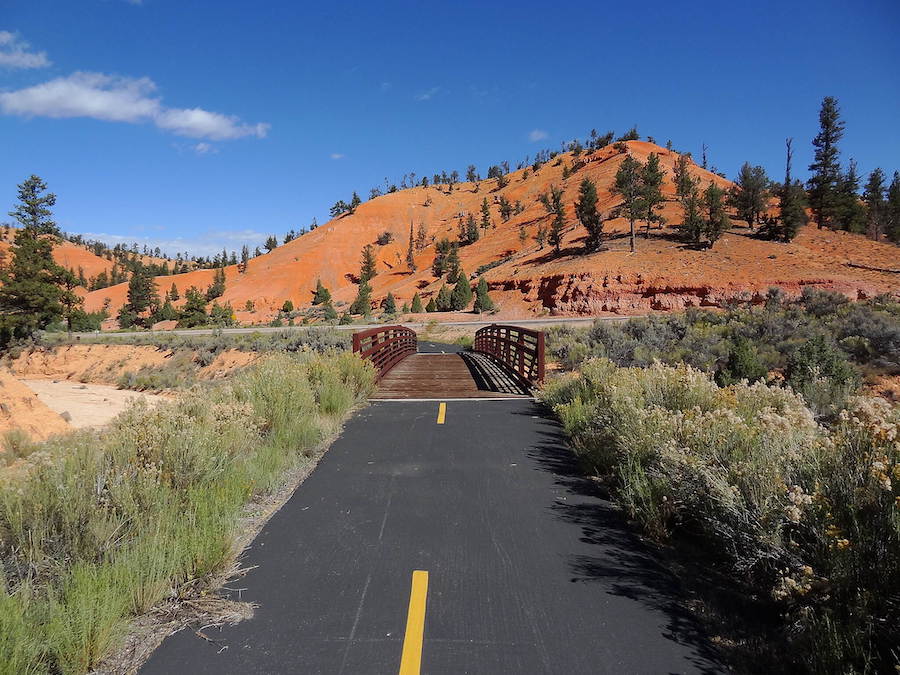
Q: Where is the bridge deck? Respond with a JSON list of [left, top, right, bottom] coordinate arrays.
[[372, 352, 531, 399]]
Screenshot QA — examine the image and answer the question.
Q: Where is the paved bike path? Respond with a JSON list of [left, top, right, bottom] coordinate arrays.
[[142, 400, 721, 674]]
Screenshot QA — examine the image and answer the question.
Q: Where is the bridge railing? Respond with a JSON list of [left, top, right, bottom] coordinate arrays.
[[473, 324, 545, 386], [352, 325, 417, 380]]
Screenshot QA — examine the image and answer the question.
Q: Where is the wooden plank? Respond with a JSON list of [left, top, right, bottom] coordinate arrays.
[[372, 354, 530, 399]]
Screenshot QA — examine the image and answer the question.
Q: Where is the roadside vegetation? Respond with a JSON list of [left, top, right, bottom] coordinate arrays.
[[0, 351, 374, 674], [541, 290, 900, 672]]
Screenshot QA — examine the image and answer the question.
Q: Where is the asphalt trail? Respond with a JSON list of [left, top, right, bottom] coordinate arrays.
[[142, 400, 721, 674]]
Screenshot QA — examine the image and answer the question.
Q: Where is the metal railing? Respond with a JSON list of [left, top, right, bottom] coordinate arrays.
[[473, 324, 545, 386], [351, 325, 417, 380]]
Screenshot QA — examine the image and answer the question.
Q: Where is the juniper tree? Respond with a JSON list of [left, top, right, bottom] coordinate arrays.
[[282, 300, 294, 313], [410, 292, 424, 313], [611, 154, 643, 252], [575, 177, 603, 252], [382, 292, 397, 314], [807, 96, 845, 229], [727, 163, 770, 229], [639, 153, 667, 236], [776, 138, 806, 241], [480, 198, 491, 231], [473, 277, 494, 313], [312, 278, 331, 305], [436, 284, 453, 311], [359, 244, 377, 283], [862, 168, 887, 240], [703, 183, 730, 247]]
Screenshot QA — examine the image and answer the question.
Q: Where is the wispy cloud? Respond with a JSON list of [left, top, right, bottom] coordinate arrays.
[[79, 229, 270, 258], [380, 81, 391, 92], [528, 129, 548, 142], [415, 86, 441, 101], [0, 31, 51, 69], [192, 142, 216, 154], [0, 71, 269, 140], [330, 152, 344, 160]]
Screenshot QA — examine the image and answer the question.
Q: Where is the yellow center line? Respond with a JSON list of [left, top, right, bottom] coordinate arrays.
[[398, 570, 429, 675], [436, 402, 446, 424]]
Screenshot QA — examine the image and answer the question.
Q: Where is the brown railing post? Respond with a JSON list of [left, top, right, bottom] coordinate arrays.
[[472, 323, 545, 388], [351, 325, 417, 381]]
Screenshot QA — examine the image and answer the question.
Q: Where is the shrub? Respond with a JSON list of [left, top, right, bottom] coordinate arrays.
[[786, 335, 859, 418], [0, 352, 375, 672]]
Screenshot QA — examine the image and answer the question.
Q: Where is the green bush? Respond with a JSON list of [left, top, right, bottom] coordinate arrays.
[[541, 360, 899, 672], [0, 351, 375, 673]]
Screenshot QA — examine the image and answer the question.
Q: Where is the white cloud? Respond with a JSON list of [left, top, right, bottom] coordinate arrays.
[[79, 229, 269, 258], [0, 71, 269, 141], [528, 129, 548, 142], [0, 31, 51, 69], [330, 152, 344, 160], [415, 86, 441, 101], [192, 142, 216, 154]]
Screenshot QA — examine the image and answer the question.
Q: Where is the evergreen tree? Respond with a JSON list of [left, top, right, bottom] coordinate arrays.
[[382, 292, 397, 314], [264, 235, 279, 252], [241, 245, 250, 265], [156, 299, 178, 322], [406, 223, 417, 271], [466, 214, 479, 244], [445, 245, 461, 282], [415, 222, 428, 250], [807, 96, 845, 229], [425, 297, 437, 312], [436, 284, 453, 311], [349, 191, 362, 213], [473, 277, 494, 313], [480, 198, 492, 231], [518, 224, 528, 246], [323, 302, 338, 322], [282, 299, 294, 313], [575, 177, 603, 252], [886, 171, 900, 243], [339, 311, 352, 325], [0, 231, 64, 344], [498, 196, 512, 222], [8, 174, 60, 236], [205, 266, 226, 301], [548, 188, 565, 253], [776, 138, 808, 242], [169, 282, 180, 301], [312, 278, 331, 305], [703, 183, 730, 247], [466, 165, 478, 182], [639, 153, 667, 236], [177, 286, 208, 328], [59, 268, 83, 331], [678, 186, 704, 246], [450, 269, 473, 310], [611, 154, 643, 252], [534, 223, 548, 249], [834, 160, 866, 233], [127, 265, 157, 315], [360, 244, 377, 283], [209, 302, 236, 327], [727, 162, 770, 229], [410, 292, 424, 313], [350, 281, 372, 315], [431, 238, 452, 277], [863, 168, 887, 240]]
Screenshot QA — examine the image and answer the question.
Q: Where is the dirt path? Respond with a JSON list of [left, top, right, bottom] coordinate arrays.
[[20, 380, 165, 429]]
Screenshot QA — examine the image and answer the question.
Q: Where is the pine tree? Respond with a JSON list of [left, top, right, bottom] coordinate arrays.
[[450, 269, 473, 310], [264, 235, 279, 252], [241, 245, 250, 265], [498, 196, 512, 222], [534, 223, 548, 249], [549, 194, 565, 253], [169, 282, 180, 301], [466, 165, 477, 182], [410, 292, 424, 313], [703, 183, 730, 247], [406, 223, 417, 271], [466, 214, 479, 244], [639, 153, 667, 236], [127, 265, 157, 315], [58, 268, 83, 331], [178, 286, 208, 328], [436, 284, 453, 311], [205, 267, 226, 301], [282, 300, 294, 313], [8, 175, 60, 236], [349, 191, 362, 213], [323, 302, 338, 322], [425, 297, 437, 312], [834, 160, 866, 233], [415, 222, 428, 250], [807, 96, 845, 229], [382, 292, 397, 314], [350, 281, 372, 316], [575, 178, 603, 252], [473, 277, 494, 313], [445, 246, 461, 282], [776, 138, 808, 243], [611, 155, 643, 252], [431, 238, 452, 277], [727, 163, 770, 229], [312, 279, 331, 305], [677, 186, 704, 246], [862, 168, 887, 240], [360, 244, 377, 283], [886, 171, 900, 243], [480, 198, 491, 231]]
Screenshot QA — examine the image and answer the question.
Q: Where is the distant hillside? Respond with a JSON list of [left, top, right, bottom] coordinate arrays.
[[79, 141, 899, 325]]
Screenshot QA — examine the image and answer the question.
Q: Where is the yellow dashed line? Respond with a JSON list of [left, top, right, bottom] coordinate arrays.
[[436, 402, 446, 424], [398, 570, 429, 674]]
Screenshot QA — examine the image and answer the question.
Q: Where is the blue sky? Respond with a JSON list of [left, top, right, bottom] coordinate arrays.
[[2, 0, 899, 256]]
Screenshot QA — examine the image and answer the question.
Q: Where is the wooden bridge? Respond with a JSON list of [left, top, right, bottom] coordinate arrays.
[[352, 324, 545, 399]]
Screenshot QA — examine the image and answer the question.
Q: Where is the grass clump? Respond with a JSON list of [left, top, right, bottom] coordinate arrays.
[[541, 359, 899, 672], [0, 351, 374, 673]]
